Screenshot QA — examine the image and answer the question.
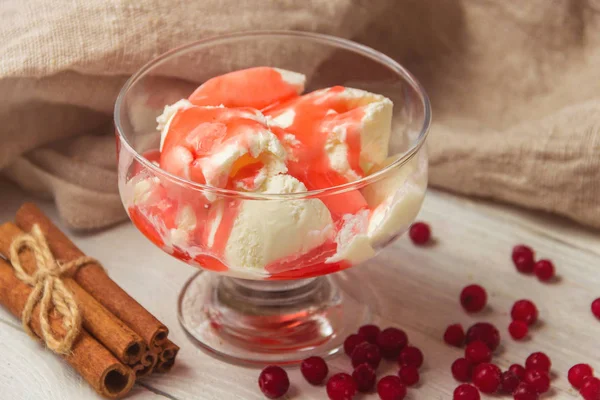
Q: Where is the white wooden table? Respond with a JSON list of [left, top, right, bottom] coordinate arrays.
[[1, 178, 598, 399]]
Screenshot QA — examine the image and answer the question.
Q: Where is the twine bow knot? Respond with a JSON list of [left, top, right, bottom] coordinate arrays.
[[9, 224, 95, 354]]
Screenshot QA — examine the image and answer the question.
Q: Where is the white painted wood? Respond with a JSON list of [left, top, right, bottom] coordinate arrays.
[[0, 178, 598, 399]]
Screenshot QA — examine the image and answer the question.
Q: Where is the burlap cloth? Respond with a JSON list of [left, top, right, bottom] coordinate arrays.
[[1, 0, 599, 230]]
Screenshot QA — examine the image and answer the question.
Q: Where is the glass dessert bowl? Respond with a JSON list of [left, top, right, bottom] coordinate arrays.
[[115, 31, 430, 365]]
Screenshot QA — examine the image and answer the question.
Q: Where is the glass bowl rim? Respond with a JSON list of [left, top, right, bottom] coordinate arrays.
[[114, 30, 431, 200]]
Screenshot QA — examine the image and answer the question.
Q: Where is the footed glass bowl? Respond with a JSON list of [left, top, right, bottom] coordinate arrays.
[[115, 31, 430, 365]]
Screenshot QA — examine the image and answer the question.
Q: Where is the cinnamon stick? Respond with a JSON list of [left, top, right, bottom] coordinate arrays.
[[15, 203, 169, 349], [0, 258, 135, 398], [0, 222, 146, 365], [155, 357, 176, 373], [158, 339, 180, 362], [132, 349, 158, 377]]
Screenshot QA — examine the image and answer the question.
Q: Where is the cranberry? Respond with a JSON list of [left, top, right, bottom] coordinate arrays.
[[472, 363, 501, 394], [398, 346, 424, 368], [453, 383, 480, 400], [509, 364, 526, 380], [592, 298, 600, 320], [444, 324, 465, 347], [326, 373, 357, 400], [580, 377, 600, 400], [258, 366, 289, 399], [376, 327, 408, 359], [451, 358, 473, 382], [351, 342, 381, 369], [352, 363, 376, 393], [512, 245, 535, 273], [377, 376, 407, 400], [460, 285, 487, 313], [500, 371, 521, 394], [344, 334, 367, 357], [358, 324, 380, 344], [533, 259, 554, 281], [465, 322, 500, 351], [508, 320, 528, 340], [524, 369, 550, 393], [409, 222, 430, 245], [464, 340, 491, 365], [568, 363, 594, 389], [398, 365, 420, 386], [513, 382, 539, 400], [511, 300, 539, 326], [300, 356, 328, 385], [525, 352, 551, 373]]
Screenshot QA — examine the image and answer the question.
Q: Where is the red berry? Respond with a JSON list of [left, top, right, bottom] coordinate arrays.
[[512, 245, 535, 273], [533, 259, 554, 281], [580, 377, 600, 400], [444, 324, 465, 347], [351, 342, 381, 369], [398, 346, 424, 368], [344, 334, 367, 357], [568, 363, 594, 389], [465, 322, 500, 351], [460, 285, 487, 313], [511, 300, 539, 326], [465, 340, 492, 365], [508, 320, 528, 340], [352, 363, 376, 392], [409, 222, 430, 245], [326, 373, 357, 400], [525, 352, 551, 373], [592, 298, 600, 320], [509, 364, 526, 380], [376, 327, 408, 359], [453, 384, 480, 400], [398, 365, 420, 386], [301, 356, 328, 385], [358, 324, 380, 344], [258, 366, 289, 399], [472, 363, 502, 394], [524, 369, 550, 393], [451, 358, 473, 382], [500, 371, 521, 394], [513, 382, 539, 400], [377, 376, 407, 400]]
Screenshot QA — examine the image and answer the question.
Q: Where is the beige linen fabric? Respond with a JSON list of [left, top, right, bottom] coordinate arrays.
[[1, 0, 599, 229]]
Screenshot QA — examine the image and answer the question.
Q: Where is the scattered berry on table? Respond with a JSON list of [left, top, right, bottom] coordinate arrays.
[[513, 382, 539, 400], [465, 340, 492, 365], [351, 342, 381, 369], [511, 300, 539, 326], [326, 373, 357, 400], [453, 383, 481, 400], [591, 298, 600, 320], [568, 363, 594, 389], [472, 363, 502, 394], [300, 356, 328, 385], [533, 259, 555, 281], [398, 346, 424, 368], [377, 327, 408, 359], [508, 320, 529, 340], [465, 322, 500, 351], [398, 365, 420, 386], [258, 365, 290, 399], [409, 222, 431, 245], [377, 375, 407, 400], [512, 245, 535, 273], [357, 324, 380, 344], [460, 284, 487, 313], [352, 363, 376, 393], [509, 364, 527, 381], [524, 369, 550, 394], [500, 370, 521, 394], [444, 324, 466, 347], [580, 377, 600, 400], [525, 352, 551, 373], [344, 333, 367, 357], [451, 358, 473, 382]]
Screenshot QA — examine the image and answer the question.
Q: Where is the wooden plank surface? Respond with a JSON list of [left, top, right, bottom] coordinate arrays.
[[0, 178, 598, 399]]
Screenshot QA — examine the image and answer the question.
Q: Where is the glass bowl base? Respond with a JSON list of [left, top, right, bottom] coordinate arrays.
[[177, 269, 372, 366]]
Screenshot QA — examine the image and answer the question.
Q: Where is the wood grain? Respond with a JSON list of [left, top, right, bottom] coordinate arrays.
[[0, 179, 598, 399]]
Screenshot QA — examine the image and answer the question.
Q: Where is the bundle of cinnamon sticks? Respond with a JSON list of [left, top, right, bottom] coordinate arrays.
[[0, 203, 179, 398]]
